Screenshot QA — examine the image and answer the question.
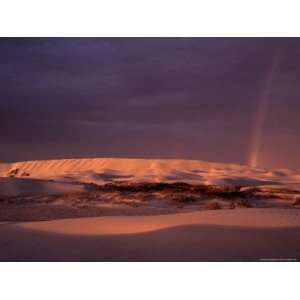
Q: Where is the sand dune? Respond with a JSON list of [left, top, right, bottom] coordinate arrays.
[[1, 157, 300, 189], [18, 208, 300, 235], [1, 208, 299, 261], [1, 158, 299, 261], [0, 177, 83, 196]]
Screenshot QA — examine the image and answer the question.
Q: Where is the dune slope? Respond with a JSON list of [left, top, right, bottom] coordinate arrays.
[[18, 208, 300, 235], [0, 208, 299, 261], [1, 157, 300, 189]]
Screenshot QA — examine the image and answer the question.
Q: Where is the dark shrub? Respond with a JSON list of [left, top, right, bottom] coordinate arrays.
[[205, 201, 221, 210], [235, 199, 252, 208], [293, 197, 300, 206], [228, 202, 236, 209], [172, 195, 196, 203]]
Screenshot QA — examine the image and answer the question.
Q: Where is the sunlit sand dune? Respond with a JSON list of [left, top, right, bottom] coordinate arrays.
[[1, 157, 300, 189]]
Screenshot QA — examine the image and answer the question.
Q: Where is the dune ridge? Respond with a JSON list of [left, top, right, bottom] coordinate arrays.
[[1, 157, 300, 189]]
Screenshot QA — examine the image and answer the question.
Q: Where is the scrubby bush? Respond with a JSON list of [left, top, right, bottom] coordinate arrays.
[[235, 199, 252, 208], [228, 202, 236, 209], [205, 201, 221, 210], [172, 194, 196, 203], [293, 197, 300, 206]]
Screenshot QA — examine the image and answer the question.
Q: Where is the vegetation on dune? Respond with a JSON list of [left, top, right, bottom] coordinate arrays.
[[82, 181, 300, 209], [293, 197, 300, 206], [84, 182, 267, 199], [234, 199, 252, 208], [84, 182, 249, 197], [1, 182, 299, 218], [205, 201, 221, 210]]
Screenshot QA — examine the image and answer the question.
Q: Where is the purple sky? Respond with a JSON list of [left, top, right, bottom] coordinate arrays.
[[1, 38, 300, 168]]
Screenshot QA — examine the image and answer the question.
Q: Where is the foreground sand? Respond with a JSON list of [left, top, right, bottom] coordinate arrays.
[[1, 208, 299, 261]]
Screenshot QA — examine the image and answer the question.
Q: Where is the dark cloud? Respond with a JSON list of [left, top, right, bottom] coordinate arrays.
[[0, 38, 300, 168]]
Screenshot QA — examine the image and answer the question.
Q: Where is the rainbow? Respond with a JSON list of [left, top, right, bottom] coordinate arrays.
[[248, 51, 281, 168]]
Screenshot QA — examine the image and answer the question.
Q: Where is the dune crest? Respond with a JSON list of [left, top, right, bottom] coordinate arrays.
[[0, 157, 300, 189]]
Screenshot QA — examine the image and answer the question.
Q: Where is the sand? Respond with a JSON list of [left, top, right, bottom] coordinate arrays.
[[0, 177, 83, 196], [0, 208, 299, 261], [1, 157, 300, 189], [17, 208, 300, 235], [1, 158, 299, 261]]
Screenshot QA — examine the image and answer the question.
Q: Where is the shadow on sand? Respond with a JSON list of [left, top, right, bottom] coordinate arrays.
[[0, 224, 299, 262]]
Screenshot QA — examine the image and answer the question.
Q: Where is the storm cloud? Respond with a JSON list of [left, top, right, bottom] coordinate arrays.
[[1, 38, 300, 168]]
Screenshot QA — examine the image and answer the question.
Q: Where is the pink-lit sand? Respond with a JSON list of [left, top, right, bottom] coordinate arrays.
[[0, 208, 299, 261], [1, 158, 300, 261], [18, 208, 300, 235], [1, 157, 300, 189]]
